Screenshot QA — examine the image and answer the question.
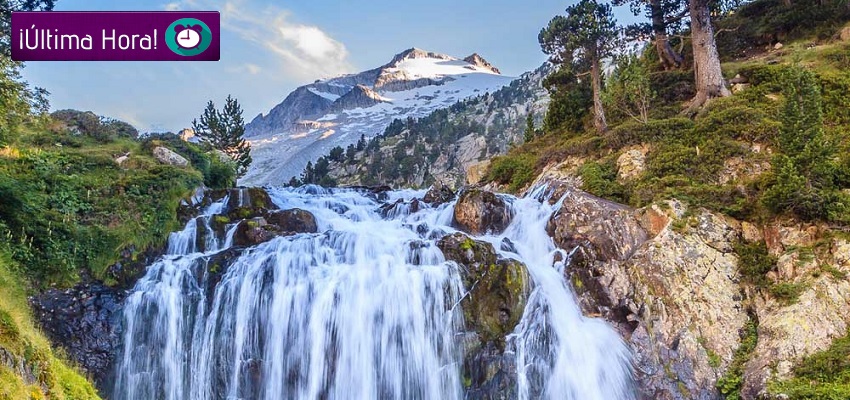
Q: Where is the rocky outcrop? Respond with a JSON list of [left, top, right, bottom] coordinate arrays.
[[464, 53, 501, 74], [30, 284, 124, 389], [437, 232, 529, 398], [453, 189, 512, 235], [331, 84, 388, 110], [233, 208, 319, 247], [423, 182, 455, 205], [266, 208, 318, 234], [152, 146, 189, 167], [549, 185, 748, 400], [617, 145, 649, 182]]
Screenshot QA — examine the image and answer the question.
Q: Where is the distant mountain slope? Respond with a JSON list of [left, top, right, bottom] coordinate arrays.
[[241, 48, 516, 186], [299, 63, 551, 188]]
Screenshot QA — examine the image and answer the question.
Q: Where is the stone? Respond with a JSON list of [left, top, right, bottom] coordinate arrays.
[[839, 26, 850, 42], [546, 187, 647, 261], [265, 208, 318, 234], [233, 217, 277, 247], [30, 284, 124, 390], [152, 146, 189, 167], [741, 222, 763, 243], [453, 188, 511, 235], [179, 128, 195, 142], [437, 232, 529, 399], [616, 145, 649, 182], [774, 42, 784, 50], [423, 182, 455, 205]]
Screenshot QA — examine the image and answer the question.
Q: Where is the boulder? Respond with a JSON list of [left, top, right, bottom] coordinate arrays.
[[266, 208, 318, 234], [423, 182, 455, 205], [233, 217, 277, 247], [616, 145, 649, 182], [546, 187, 647, 261], [437, 232, 528, 399], [152, 146, 189, 167], [839, 26, 850, 42], [453, 189, 511, 235], [437, 233, 528, 346]]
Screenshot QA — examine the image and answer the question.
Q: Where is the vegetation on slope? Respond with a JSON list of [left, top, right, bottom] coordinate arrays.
[[484, 0, 850, 397], [0, 249, 100, 400]]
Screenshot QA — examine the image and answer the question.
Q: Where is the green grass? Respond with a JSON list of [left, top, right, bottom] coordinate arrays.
[[717, 316, 760, 399], [0, 126, 207, 286], [0, 249, 101, 400]]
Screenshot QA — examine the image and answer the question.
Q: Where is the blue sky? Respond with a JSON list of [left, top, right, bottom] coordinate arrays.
[[22, 0, 637, 132]]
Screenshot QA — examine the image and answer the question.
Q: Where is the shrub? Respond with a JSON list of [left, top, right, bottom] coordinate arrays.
[[770, 333, 850, 399], [734, 241, 777, 288], [578, 160, 626, 203], [487, 154, 538, 193], [604, 118, 694, 149]]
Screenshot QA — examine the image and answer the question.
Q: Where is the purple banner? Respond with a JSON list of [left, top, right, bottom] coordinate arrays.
[[12, 11, 220, 61]]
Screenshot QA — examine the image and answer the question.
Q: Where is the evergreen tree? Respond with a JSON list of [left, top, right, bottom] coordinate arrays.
[[524, 112, 536, 143], [193, 95, 252, 179], [540, 0, 619, 133], [356, 134, 367, 151], [1, 0, 56, 55]]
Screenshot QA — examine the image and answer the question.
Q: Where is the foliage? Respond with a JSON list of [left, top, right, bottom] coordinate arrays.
[[192, 95, 251, 179], [770, 332, 850, 399], [0, 59, 49, 145], [0, 248, 101, 399], [762, 66, 850, 223], [141, 133, 235, 189], [543, 66, 593, 133], [487, 154, 537, 192], [717, 315, 760, 400], [51, 109, 139, 142], [734, 241, 777, 288], [539, 0, 619, 131], [603, 53, 656, 123], [578, 160, 627, 203]]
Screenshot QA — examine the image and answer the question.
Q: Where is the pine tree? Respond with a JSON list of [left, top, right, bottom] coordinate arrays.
[[524, 112, 536, 143], [193, 95, 252, 179], [540, 0, 619, 133]]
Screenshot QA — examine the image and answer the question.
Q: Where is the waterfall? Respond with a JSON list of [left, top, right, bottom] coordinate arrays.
[[113, 186, 634, 400]]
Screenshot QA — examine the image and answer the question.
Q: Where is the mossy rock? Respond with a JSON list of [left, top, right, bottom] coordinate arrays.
[[453, 189, 511, 235], [437, 233, 528, 347]]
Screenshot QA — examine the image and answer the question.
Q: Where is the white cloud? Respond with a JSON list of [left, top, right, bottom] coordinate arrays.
[[163, 2, 181, 11], [168, 0, 353, 80], [227, 63, 262, 75]]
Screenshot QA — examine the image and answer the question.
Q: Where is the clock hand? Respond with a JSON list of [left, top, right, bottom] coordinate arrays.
[[181, 30, 191, 40]]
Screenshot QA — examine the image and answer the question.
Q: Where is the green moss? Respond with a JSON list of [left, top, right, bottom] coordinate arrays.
[[578, 159, 626, 203], [213, 215, 230, 225], [768, 282, 808, 305], [487, 154, 537, 193], [717, 315, 759, 399]]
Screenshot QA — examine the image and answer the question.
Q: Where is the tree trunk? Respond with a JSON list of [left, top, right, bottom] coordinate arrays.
[[590, 57, 607, 133], [650, 0, 683, 70], [687, 0, 730, 111]]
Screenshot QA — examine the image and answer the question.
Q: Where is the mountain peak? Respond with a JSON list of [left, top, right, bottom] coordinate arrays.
[[463, 53, 501, 74], [386, 48, 455, 67]]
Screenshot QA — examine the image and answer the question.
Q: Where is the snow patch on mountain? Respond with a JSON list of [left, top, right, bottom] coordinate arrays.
[[241, 48, 515, 186]]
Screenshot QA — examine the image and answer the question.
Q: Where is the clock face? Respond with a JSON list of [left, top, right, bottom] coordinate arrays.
[[176, 28, 201, 49]]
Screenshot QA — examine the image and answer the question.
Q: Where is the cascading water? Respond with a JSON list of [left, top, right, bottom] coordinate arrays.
[[113, 185, 634, 399]]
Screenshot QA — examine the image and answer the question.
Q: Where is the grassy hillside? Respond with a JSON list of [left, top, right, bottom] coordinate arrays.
[[0, 249, 100, 400]]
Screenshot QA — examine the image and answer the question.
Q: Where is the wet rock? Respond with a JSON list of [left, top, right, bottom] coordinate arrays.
[[233, 217, 277, 247], [152, 146, 189, 167], [30, 283, 124, 390], [453, 189, 511, 235], [546, 187, 647, 261], [423, 182, 455, 205], [437, 233, 528, 346], [379, 198, 421, 218], [438, 232, 529, 399], [265, 208, 318, 234], [106, 245, 166, 291]]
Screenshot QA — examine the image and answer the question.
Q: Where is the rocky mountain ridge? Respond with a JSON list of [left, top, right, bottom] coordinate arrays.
[[242, 48, 516, 186]]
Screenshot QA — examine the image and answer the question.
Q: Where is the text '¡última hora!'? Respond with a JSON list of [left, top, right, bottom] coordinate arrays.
[[19, 26, 158, 50]]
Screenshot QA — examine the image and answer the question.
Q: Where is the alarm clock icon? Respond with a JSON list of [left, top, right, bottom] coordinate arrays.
[[165, 17, 213, 57], [174, 25, 203, 50]]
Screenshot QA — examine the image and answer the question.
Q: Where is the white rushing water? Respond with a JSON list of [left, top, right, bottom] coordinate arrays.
[[113, 185, 634, 400]]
